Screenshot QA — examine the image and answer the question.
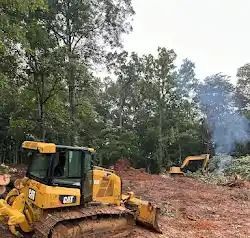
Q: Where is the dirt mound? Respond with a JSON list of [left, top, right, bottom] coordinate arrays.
[[114, 159, 131, 172], [114, 159, 154, 181], [118, 167, 154, 181]]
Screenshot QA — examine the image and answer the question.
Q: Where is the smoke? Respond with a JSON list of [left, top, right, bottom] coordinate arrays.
[[198, 74, 250, 154], [217, 155, 232, 173], [214, 155, 233, 174]]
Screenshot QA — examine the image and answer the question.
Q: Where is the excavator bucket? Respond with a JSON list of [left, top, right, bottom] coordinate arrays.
[[122, 192, 162, 233]]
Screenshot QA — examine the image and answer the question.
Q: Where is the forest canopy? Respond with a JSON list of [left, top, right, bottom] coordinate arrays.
[[0, 0, 249, 172]]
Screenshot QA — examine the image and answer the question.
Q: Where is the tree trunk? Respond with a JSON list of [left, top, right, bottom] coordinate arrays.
[[118, 89, 125, 129], [36, 74, 46, 141], [178, 143, 182, 163], [119, 103, 123, 129], [158, 75, 165, 169], [15, 143, 18, 164], [158, 102, 163, 168], [65, 10, 76, 145], [68, 66, 76, 145], [37, 96, 46, 141]]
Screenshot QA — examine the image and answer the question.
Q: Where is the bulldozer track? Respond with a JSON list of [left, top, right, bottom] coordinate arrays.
[[34, 205, 134, 238]]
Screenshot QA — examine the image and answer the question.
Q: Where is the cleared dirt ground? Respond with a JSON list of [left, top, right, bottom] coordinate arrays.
[[119, 168, 250, 238], [1, 166, 249, 238]]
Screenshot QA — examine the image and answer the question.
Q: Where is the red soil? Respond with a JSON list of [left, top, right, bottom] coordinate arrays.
[[1, 163, 249, 238], [117, 167, 250, 238]]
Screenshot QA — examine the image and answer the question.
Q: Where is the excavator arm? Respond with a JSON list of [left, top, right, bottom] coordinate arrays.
[[180, 154, 210, 170], [169, 154, 210, 175]]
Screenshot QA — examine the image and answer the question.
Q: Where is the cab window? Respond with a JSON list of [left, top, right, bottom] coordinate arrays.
[[84, 152, 92, 172], [53, 150, 83, 187], [28, 152, 51, 180]]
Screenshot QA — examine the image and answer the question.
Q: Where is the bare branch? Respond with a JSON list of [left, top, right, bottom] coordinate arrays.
[[72, 35, 85, 52], [42, 78, 60, 105]]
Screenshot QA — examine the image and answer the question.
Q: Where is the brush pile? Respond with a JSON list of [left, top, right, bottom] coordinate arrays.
[[188, 155, 250, 187], [224, 155, 250, 180]]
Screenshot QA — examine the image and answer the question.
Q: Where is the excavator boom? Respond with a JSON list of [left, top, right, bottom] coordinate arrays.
[[169, 154, 210, 175], [180, 154, 210, 169]]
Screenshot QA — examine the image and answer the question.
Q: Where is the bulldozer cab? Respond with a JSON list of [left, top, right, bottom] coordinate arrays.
[[23, 141, 94, 203]]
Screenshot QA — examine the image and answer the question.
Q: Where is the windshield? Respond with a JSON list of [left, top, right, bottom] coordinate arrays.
[[52, 150, 91, 187], [28, 153, 51, 179], [26, 149, 93, 188]]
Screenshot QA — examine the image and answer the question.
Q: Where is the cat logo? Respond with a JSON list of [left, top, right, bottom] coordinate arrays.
[[28, 188, 36, 201], [59, 195, 77, 204]]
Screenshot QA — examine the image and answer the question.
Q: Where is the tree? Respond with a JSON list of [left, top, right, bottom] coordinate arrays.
[[177, 59, 198, 99], [0, 0, 47, 162], [142, 47, 177, 168], [45, 0, 134, 144], [236, 63, 250, 112], [96, 126, 140, 167], [107, 51, 142, 129], [0, 0, 46, 54], [0, 0, 136, 164], [100, 49, 204, 171], [24, 13, 67, 140]]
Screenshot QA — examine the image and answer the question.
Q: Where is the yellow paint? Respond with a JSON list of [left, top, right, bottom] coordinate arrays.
[[92, 168, 121, 206], [181, 154, 210, 169], [122, 192, 161, 233], [22, 141, 56, 153], [5, 188, 20, 204], [169, 154, 210, 175], [87, 147, 96, 153], [22, 141, 95, 154], [169, 166, 184, 174], [26, 179, 81, 208], [0, 199, 26, 225]]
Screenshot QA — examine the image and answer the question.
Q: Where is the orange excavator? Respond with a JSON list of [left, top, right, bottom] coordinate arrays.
[[169, 154, 210, 175]]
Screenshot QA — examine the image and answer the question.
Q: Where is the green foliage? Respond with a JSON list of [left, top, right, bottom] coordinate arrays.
[[225, 156, 250, 180], [102, 50, 203, 171], [187, 171, 229, 185], [236, 64, 250, 112], [96, 127, 140, 166], [0, 0, 46, 12], [0, 0, 249, 173], [0, 0, 46, 53], [188, 156, 250, 183]]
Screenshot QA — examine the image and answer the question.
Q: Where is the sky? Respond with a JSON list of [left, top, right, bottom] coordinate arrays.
[[122, 0, 250, 83]]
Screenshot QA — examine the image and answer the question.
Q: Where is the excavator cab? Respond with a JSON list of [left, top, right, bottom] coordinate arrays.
[[169, 154, 210, 175]]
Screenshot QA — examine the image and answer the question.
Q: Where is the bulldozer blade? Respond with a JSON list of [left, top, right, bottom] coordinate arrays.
[[136, 203, 161, 233], [122, 193, 162, 233]]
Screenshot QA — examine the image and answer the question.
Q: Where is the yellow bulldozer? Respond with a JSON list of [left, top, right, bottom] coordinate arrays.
[[169, 154, 210, 175], [0, 141, 161, 237]]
